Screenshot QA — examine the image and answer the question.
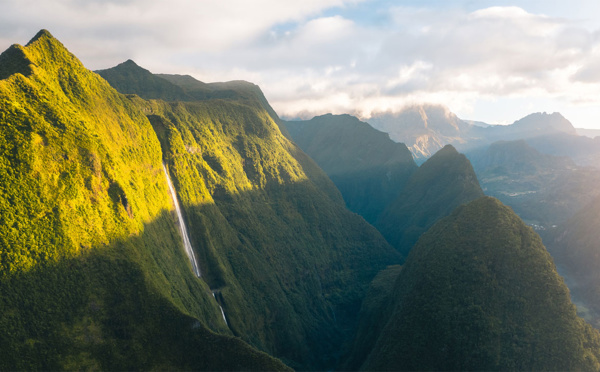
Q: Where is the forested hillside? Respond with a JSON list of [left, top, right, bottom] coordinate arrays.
[[0, 30, 401, 371], [355, 197, 600, 371]]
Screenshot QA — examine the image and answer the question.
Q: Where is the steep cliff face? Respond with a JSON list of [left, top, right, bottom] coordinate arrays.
[[550, 196, 600, 328], [0, 30, 401, 370], [124, 75, 400, 371], [0, 29, 290, 371], [369, 104, 475, 162]]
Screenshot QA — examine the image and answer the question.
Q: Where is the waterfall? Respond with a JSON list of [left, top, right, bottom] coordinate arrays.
[[162, 163, 201, 277], [213, 292, 229, 326], [163, 163, 229, 328]]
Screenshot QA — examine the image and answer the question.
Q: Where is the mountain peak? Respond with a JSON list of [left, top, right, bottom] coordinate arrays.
[[96, 60, 192, 101], [26, 29, 55, 46], [513, 112, 576, 134], [435, 144, 458, 156], [120, 59, 143, 69]]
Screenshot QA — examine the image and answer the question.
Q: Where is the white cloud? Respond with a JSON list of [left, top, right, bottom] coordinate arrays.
[[2, 1, 600, 127]]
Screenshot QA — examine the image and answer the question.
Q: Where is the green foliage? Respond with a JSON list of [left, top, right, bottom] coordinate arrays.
[[339, 265, 402, 370], [1, 30, 401, 371], [0, 30, 290, 370], [285, 114, 417, 223], [376, 144, 484, 256], [359, 197, 600, 371], [138, 95, 401, 370]]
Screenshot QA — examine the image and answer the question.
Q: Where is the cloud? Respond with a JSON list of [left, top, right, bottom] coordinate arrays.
[[0, 0, 363, 65], [2, 1, 600, 126]]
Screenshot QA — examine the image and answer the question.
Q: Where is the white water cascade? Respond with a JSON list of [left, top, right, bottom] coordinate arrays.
[[213, 292, 229, 326], [163, 163, 201, 277]]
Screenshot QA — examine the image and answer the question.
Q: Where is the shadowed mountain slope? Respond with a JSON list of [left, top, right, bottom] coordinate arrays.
[[285, 114, 417, 223], [550, 196, 600, 328], [357, 197, 600, 371], [376, 144, 484, 256]]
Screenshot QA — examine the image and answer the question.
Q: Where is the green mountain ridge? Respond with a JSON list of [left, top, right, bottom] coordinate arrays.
[[360, 197, 600, 371], [3, 29, 599, 372]]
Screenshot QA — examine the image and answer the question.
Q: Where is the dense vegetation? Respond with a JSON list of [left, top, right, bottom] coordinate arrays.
[[285, 114, 417, 223], [128, 86, 400, 370], [355, 197, 600, 371], [4, 29, 600, 372], [0, 30, 281, 370], [1, 30, 401, 370], [376, 144, 484, 256]]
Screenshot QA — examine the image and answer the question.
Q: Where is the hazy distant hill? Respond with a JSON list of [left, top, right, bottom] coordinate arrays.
[[368, 104, 476, 162], [526, 133, 600, 169], [482, 112, 576, 142], [550, 196, 600, 328], [356, 197, 600, 371], [376, 145, 484, 256], [285, 114, 417, 223], [577, 128, 600, 138], [469, 140, 600, 228]]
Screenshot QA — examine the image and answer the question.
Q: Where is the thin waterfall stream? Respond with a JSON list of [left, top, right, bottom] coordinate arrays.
[[213, 292, 229, 326], [163, 163, 229, 327], [162, 163, 201, 277]]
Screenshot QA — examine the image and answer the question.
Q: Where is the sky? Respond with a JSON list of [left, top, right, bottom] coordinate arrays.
[[2, 0, 600, 128]]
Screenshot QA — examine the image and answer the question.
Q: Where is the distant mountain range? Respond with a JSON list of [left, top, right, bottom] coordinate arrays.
[[367, 104, 600, 167]]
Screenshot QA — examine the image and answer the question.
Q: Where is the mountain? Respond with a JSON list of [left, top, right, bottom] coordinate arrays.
[[526, 133, 600, 169], [368, 104, 475, 162], [550, 196, 600, 328], [376, 144, 484, 256], [97, 62, 282, 126], [577, 128, 600, 139], [0, 30, 401, 370], [356, 197, 600, 371], [469, 140, 600, 228], [95, 59, 192, 101], [368, 106, 580, 164], [482, 112, 576, 143], [285, 114, 417, 223], [0, 29, 288, 371]]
